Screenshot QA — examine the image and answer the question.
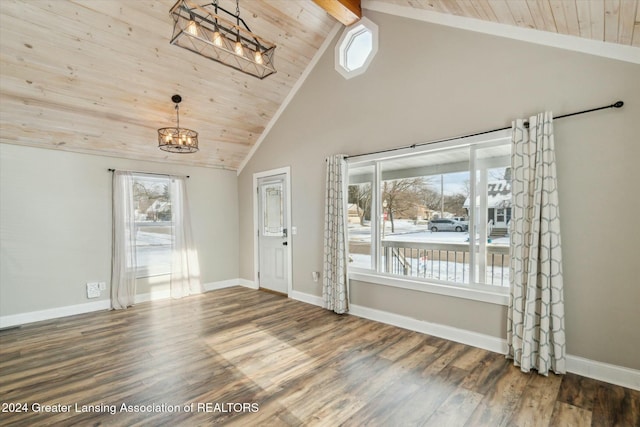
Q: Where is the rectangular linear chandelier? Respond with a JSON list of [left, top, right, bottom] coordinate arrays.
[[169, 0, 276, 79]]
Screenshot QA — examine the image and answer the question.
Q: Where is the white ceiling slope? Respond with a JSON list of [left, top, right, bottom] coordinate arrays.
[[1, 1, 638, 171]]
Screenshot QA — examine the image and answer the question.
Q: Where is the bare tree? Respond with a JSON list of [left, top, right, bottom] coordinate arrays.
[[133, 180, 170, 220], [348, 183, 371, 225], [422, 186, 442, 212], [443, 193, 467, 216], [488, 167, 509, 181], [381, 178, 428, 233]]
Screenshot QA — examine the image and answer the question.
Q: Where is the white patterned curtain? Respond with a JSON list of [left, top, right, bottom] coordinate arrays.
[[111, 171, 137, 310], [508, 112, 566, 375], [170, 176, 202, 298], [323, 154, 349, 314]]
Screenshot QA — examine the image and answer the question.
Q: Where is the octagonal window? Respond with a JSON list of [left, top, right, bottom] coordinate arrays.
[[335, 17, 378, 79]]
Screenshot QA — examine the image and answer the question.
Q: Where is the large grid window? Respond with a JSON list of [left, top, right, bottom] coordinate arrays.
[[347, 132, 511, 293]]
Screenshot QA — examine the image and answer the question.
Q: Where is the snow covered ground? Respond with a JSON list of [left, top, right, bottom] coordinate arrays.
[[349, 219, 509, 244], [135, 228, 172, 269], [349, 219, 509, 286], [134, 219, 509, 285], [349, 253, 508, 286]]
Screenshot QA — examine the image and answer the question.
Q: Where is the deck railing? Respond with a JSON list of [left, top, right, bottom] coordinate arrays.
[[381, 240, 509, 286]]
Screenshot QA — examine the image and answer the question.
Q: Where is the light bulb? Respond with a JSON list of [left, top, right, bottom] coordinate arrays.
[[187, 137, 192, 144], [213, 31, 222, 47], [234, 41, 243, 56], [186, 20, 198, 36], [165, 135, 171, 142], [254, 50, 263, 64]]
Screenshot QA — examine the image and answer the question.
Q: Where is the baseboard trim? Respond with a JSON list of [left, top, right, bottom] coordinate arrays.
[[566, 355, 640, 391], [289, 290, 504, 353], [0, 278, 253, 329], [0, 300, 111, 329], [349, 303, 508, 354], [204, 278, 254, 291], [289, 290, 639, 391], [289, 290, 324, 306], [237, 278, 258, 290]]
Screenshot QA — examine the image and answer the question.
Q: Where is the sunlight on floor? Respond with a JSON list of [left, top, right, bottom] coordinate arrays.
[[205, 325, 315, 394]]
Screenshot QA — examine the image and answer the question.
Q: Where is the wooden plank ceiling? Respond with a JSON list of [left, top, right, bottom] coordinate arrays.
[[380, 0, 640, 47], [1, 1, 638, 171], [0, 0, 336, 170]]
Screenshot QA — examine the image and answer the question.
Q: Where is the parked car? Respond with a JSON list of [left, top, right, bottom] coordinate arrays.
[[451, 216, 469, 225], [428, 218, 468, 232]]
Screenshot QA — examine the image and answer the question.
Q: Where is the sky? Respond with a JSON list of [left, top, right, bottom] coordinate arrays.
[[425, 167, 507, 196]]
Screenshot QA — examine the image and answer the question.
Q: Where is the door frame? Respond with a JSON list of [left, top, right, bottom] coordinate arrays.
[[253, 167, 292, 295]]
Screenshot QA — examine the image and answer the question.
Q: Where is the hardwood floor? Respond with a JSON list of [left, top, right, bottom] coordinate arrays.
[[1, 287, 638, 426]]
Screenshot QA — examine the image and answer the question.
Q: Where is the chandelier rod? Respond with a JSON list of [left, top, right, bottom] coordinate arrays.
[[198, 1, 253, 32], [193, 1, 262, 48]]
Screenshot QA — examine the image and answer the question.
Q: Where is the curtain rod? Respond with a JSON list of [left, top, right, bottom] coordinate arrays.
[[345, 100, 624, 160], [107, 169, 190, 178]]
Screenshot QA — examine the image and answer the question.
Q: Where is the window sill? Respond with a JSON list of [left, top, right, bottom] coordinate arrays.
[[136, 272, 171, 280], [348, 270, 509, 306]]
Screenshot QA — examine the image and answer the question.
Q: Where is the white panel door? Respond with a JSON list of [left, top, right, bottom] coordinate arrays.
[[258, 174, 288, 294]]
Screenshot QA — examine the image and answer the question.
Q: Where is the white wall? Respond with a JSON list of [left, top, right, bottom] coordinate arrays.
[[238, 10, 640, 370], [0, 143, 239, 317]]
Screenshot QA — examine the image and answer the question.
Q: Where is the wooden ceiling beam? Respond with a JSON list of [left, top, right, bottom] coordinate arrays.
[[312, 0, 362, 26]]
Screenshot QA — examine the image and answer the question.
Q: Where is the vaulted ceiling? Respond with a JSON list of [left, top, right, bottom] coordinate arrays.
[[384, 0, 640, 47], [1, 1, 638, 171]]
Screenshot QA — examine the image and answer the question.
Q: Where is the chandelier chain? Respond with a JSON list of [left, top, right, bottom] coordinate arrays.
[[236, 0, 241, 36]]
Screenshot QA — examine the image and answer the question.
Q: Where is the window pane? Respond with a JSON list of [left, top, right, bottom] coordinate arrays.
[[133, 176, 173, 277], [348, 165, 374, 269], [261, 182, 284, 236], [346, 134, 512, 291], [471, 143, 511, 286], [379, 147, 471, 283], [345, 28, 372, 71]]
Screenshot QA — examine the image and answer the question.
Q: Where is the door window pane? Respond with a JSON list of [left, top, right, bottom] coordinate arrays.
[[261, 182, 284, 236]]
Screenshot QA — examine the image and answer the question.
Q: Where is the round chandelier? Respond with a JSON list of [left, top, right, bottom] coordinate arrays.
[[158, 94, 199, 153]]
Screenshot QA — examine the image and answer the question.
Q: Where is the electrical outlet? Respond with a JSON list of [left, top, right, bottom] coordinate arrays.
[[86, 282, 101, 299], [98, 282, 106, 291]]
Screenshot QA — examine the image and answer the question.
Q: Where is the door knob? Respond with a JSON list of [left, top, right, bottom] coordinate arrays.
[[282, 241, 288, 246]]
